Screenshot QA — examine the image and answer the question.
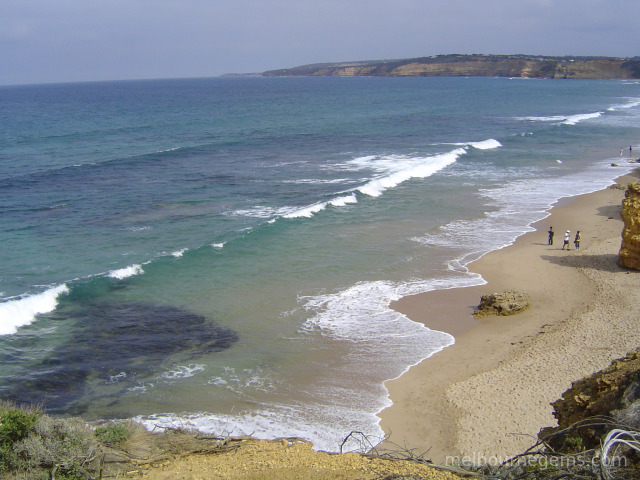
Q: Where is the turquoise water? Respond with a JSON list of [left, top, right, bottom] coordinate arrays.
[[1, 76, 639, 450]]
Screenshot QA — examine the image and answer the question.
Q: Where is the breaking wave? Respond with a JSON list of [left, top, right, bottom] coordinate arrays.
[[0, 285, 69, 336]]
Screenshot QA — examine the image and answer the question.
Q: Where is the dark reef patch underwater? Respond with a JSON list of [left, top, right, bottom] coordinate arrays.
[[1, 301, 238, 415]]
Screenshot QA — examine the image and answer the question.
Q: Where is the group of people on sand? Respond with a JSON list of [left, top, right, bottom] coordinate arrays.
[[547, 226, 580, 251]]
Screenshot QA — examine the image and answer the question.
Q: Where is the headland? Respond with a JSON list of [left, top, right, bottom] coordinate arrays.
[[263, 54, 640, 79]]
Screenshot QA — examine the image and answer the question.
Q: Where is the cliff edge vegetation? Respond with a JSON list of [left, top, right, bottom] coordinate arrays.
[[263, 54, 640, 79]]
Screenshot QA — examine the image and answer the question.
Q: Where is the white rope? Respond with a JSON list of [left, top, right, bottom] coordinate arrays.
[[600, 429, 640, 480]]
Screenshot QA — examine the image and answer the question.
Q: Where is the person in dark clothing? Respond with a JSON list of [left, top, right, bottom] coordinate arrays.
[[548, 226, 554, 245]]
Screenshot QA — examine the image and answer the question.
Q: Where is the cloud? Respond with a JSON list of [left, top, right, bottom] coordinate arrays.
[[0, 21, 32, 43], [1, 0, 639, 85]]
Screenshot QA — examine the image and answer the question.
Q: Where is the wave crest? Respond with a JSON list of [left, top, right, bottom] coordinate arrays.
[[108, 264, 144, 279], [0, 285, 69, 335], [518, 111, 602, 125], [357, 148, 465, 197]]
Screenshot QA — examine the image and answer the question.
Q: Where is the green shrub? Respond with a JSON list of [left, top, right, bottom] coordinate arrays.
[[13, 415, 97, 477], [0, 407, 39, 443], [0, 404, 40, 473], [566, 435, 583, 449], [94, 422, 133, 446]]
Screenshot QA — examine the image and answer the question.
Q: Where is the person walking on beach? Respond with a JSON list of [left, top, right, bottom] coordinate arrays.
[[562, 230, 570, 250], [574, 230, 581, 251], [548, 226, 554, 245]]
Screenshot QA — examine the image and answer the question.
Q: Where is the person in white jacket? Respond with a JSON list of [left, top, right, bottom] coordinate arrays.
[[562, 230, 570, 250]]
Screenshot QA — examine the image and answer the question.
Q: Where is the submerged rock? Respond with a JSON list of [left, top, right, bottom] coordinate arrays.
[[473, 290, 531, 317], [619, 181, 640, 269], [3, 302, 238, 413]]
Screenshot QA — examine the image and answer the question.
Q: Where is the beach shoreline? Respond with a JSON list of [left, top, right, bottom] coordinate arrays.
[[379, 168, 640, 463]]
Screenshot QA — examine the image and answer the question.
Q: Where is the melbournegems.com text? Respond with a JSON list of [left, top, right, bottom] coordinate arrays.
[[445, 453, 627, 470]]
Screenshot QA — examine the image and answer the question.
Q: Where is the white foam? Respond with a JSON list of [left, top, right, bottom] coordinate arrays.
[[135, 404, 384, 453], [338, 155, 378, 172], [155, 146, 179, 154], [607, 98, 640, 111], [282, 202, 327, 219], [357, 148, 464, 197], [171, 248, 187, 258], [106, 372, 127, 384], [227, 145, 479, 222], [347, 154, 411, 173], [444, 139, 503, 150], [231, 192, 358, 222], [518, 111, 603, 125], [281, 178, 352, 185], [161, 364, 206, 380], [518, 115, 567, 123], [469, 138, 502, 150], [329, 194, 357, 207], [0, 284, 69, 336], [206, 366, 278, 394], [227, 206, 279, 218], [300, 277, 478, 343], [134, 274, 485, 453], [136, 368, 400, 453], [108, 264, 144, 279], [127, 384, 151, 394], [442, 138, 502, 150], [207, 377, 227, 386], [562, 112, 603, 125], [415, 158, 636, 267], [212, 242, 225, 249]]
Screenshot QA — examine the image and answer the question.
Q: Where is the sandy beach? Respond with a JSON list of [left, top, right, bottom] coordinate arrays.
[[379, 169, 640, 464]]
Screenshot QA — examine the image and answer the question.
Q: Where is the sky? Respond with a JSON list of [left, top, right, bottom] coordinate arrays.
[[1, 0, 639, 85]]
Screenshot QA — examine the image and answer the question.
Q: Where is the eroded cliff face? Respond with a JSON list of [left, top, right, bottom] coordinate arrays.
[[264, 55, 640, 79], [539, 348, 640, 452], [619, 182, 640, 270]]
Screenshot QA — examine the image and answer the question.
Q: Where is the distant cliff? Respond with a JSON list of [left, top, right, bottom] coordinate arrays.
[[263, 54, 640, 79]]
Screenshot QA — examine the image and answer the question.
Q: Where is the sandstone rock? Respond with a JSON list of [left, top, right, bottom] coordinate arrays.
[[619, 181, 640, 269], [473, 290, 531, 317], [609, 183, 628, 190], [540, 348, 640, 452]]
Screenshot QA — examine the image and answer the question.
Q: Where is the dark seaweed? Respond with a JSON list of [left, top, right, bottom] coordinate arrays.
[[2, 302, 237, 413]]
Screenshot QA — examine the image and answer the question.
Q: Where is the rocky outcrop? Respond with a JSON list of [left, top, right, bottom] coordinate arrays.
[[539, 348, 640, 452], [619, 182, 640, 269], [264, 54, 640, 79], [473, 290, 531, 317]]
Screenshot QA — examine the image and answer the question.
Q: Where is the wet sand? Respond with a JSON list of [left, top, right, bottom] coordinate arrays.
[[379, 170, 640, 463]]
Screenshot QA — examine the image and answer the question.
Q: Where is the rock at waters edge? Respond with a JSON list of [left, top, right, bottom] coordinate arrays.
[[473, 290, 531, 318]]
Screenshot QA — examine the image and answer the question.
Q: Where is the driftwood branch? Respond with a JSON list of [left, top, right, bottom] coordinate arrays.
[[336, 416, 640, 480]]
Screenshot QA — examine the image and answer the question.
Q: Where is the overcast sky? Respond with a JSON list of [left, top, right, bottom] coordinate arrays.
[[1, 0, 639, 85]]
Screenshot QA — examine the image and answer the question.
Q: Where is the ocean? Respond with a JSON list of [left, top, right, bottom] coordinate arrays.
[[1, 76, 638, 451]]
